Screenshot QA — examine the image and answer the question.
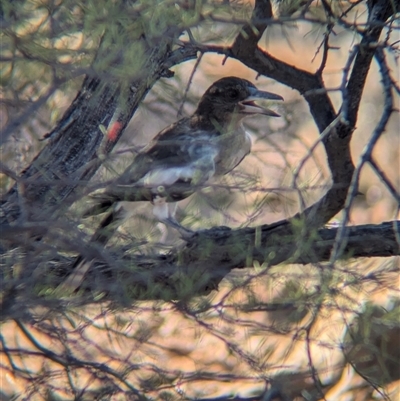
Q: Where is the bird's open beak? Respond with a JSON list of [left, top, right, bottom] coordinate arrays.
[[239, 87, 284, 117]]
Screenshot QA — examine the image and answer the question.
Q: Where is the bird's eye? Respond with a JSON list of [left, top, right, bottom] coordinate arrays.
[[228, 89, 239, 99]]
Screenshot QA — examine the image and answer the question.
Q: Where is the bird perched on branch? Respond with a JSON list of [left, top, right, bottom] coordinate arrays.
[[84, 76, 283, 236]]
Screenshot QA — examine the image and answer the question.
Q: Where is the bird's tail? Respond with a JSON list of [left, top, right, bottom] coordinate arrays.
[[58, 207, 124, 294], [82, 200, 114, 218], [90, 206, 126, 245], [82, 190, 120, 217], [82, 189, 131, 244]]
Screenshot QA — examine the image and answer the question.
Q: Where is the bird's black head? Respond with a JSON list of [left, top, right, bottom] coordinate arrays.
[[195, 77, 283, 125]]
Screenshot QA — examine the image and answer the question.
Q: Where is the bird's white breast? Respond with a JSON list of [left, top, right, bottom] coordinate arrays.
[[214, 124, 252, 176]]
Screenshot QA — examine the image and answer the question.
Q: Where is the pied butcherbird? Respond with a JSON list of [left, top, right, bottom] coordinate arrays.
[[84, 76, 283, 234]]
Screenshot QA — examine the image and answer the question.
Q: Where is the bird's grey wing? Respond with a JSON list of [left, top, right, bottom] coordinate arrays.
[[133, 125, 220, 200], [115, 117, 203, 183], [84, 120, 220, 215]]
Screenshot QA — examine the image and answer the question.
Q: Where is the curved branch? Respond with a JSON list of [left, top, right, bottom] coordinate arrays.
[[49, 220, 400, 299]]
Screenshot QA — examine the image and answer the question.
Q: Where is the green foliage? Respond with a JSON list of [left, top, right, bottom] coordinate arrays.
[[344, 301, 400, 387]]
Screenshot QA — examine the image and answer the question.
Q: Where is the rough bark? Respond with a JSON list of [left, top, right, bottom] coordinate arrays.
[[41, 221, 400, 299], [0, 24, 175, 228]]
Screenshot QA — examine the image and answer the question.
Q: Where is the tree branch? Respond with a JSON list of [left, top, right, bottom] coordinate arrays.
[[27, 220, 400, 300], [345, 0, 398, 129], [226, 0, 397, 233]]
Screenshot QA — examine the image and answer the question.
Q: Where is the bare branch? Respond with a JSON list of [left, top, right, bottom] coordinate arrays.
[[330, 46, 396, 262]]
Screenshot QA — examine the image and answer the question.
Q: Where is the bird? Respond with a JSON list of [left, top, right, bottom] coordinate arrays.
[[83, 76, 283, 237]]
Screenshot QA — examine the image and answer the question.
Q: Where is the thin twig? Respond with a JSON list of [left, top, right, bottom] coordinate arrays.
[[330, 47, 394, 263]]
